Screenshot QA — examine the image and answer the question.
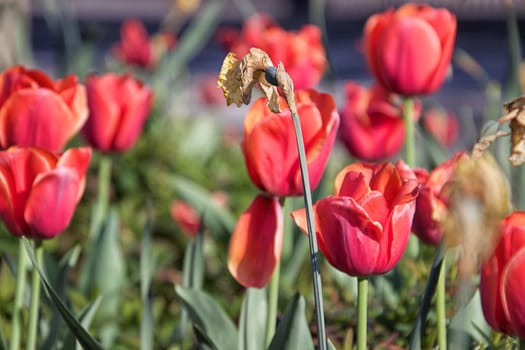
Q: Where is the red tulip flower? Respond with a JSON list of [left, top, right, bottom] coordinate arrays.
[[0, 146, 91, 239], [0, 66, 88, 152], [412, 152, 466, 245], [422, 107, 459, 149], [228, 194, 283, 288], [292, 162, 419, 276], [364, 4, 456, 96], [217, 13, 327, 89], [83, 73, 153, 153], [480, 211, 525, 338], [113, 18, 176, 69], [242, 89, 339, 197], [339, 82, 421, 160]]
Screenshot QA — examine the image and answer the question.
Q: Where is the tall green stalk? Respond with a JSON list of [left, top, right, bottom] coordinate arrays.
[[9, 239, 27, 350], [94, 155, 111, 237], [403, 97, 416, 167], [357, 277, 368, 350], [27, 241, 43, 350], [265, 256, 281, 347], [291, 111, 327, 350], [436, 256, 447, 350]]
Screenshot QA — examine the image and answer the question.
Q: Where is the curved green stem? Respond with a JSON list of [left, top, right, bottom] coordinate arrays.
[[27, 241, 43, 350], [436, 255, 447, 350], [403, 97, 416, 167], [291, 111, 326, 350], [264, 256, 281, 347], [357, 277, 368, 350], [9, 239, 28, 350], [93, 155, 112, 237]]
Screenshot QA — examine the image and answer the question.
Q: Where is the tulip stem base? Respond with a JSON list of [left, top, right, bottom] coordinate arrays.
[[27, 241, 43, 350], [436, 255, 447, 350], [9, 239, 28, 350], [265, 255, 281, 347], [291, 111, 327, 350], [403, 97, 416, 167], [357, 277, 368, 350]]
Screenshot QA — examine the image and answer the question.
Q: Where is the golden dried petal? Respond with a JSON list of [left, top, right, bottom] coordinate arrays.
[[500, 95, 525, 166], [217, 52, 243, 107]]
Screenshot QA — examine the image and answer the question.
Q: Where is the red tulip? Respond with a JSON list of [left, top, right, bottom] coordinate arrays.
[[113, 19, 176, 69], [364, 4, 456, 95], [339, 82, 421, 160], [228, 194, 283, 288], [217, 13, 327, 89], [480, 211, 525, 338], [0, 66, 88, 152], [83, 73, 153, 153], [422, 107, 459, 149], [0, 146, 91, 239], [292, 162, 419, 276], [242, 89, 339, 197], [412, 152, 466, 245]]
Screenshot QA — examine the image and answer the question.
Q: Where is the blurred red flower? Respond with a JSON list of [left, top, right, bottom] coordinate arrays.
[[411, 152, 466, 245], [217, 14, 327, 89], [422, 107, 459, 149], [364, 4, 456, 95], [242, 89, 339, 197], [83, 73, 153, 153], [292, 162, 419, 276], [0, 66, 88, 152], [0, 146, 91, 239], [228, 194, 283, 288], [480, 211, 525, 338], [339, 82, 421, 161], [113, 18, 176, 69]]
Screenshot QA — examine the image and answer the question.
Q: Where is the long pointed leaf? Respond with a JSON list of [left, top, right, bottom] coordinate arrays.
[[141, 204, 154, 350], [175, 285, 237, 350], [61, 296, 103, 350], [268, 293, 314, 350], [22, 238, 104, 350], [238, 288, 267, 350]]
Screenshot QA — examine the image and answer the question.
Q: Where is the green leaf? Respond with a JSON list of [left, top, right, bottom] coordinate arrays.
[[178, 118, 220, 165], [182, 228, 204, 290], [0, 318, 6, 350], [449, 289, 490, 345], [141, 205, 155, 350], [170, 175, 235, 236], [327, 339, 337, 350], [268, 293, 314, 350], [22, 238, 104, 350], [62, 296, 103, 350], [238, 288, 267, 350], [175, 285, 237, 350]]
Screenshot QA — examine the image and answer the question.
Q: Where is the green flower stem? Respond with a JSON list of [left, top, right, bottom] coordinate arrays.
[[94, 155, 112, 236], [27, 241, 43, 350], [9, 239, 28, 350], [357, 277, 368, 350], [436, 255, 447, 350], [403, 97, 416, 167], [265, 255, 281, 347], [291, 111, 327, 350]]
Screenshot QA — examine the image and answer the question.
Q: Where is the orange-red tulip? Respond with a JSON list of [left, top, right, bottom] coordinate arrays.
[[83, 73, 153, 153], [292, 162, 419, 276], [0, 146, 91, 239], [113, 18, 176, 69], [217, 13, 327, 89], [242, 89, 339, 197], [228, 194, 283, 288], [412, 152, 466, 245], [364, 4, 456, 96], [480, 211, 525, 338], [339, 82, 421, 160], [0, 66, 88, 152]]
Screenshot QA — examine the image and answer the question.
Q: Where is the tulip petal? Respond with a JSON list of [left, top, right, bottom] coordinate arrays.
[[57, 147, 91, 201], [0, 89, 78, 152], [228, 195, 283, 288], [379, 17, 441, 95], [501, 247, 525, 337], [316, 196, 382, 276], [24, 168, 80, 239]]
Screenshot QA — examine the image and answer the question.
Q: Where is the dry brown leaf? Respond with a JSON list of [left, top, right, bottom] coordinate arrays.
[[500, 95, 525, 166]]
